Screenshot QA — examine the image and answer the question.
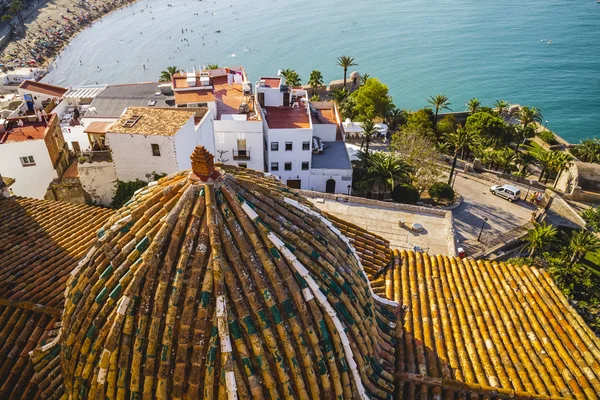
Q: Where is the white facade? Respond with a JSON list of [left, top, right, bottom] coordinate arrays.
[[310, 169, 353, 194], [255, 79, 283, 107], [0, 139, 57, 198], [213, 116, 264, 171], [265, 127, 313, 189], [0, 68, 44, 90], [78, 161, 117, 205]]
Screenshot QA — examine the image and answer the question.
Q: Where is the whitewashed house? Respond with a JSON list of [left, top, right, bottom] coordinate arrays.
[[0, 114, 70, 198], [17, 80, 67, 109], [0, 68, 46, 91]]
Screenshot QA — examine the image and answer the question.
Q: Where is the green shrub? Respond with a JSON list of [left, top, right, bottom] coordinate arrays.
[[392, 184, 420, 204], [111, 172, 166, 209], [428, 182, 455, 203], [539, 130, 558, 145]]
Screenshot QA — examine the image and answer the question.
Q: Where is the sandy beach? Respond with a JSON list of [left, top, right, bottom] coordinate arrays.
[[0, 0, 137, 69]]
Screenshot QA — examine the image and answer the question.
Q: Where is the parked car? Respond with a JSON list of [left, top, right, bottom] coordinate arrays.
[[490, 184, 521, 202]]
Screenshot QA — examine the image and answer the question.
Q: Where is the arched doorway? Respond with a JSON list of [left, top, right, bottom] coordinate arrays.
[[326, 179, 336, 193]]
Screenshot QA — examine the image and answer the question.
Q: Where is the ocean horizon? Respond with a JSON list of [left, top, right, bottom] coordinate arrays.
[[44, 0, 600, 143]]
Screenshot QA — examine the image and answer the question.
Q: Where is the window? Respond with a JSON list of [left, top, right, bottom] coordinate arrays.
[[284, 162, 292, 171], [271, 162, 279, 171], [238, 163, 247, 168], [285, 142, 293, 151], [20, 156, 35, 166], [151, 144, 161, 156], [302, 141, 310, 151], [301, 161, 309, 170], [271, 142, 279, 151]]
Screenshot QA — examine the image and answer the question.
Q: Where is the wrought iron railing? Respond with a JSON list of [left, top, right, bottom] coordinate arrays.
[[78, 150, 112, 164], [232, 149, 250, 160]]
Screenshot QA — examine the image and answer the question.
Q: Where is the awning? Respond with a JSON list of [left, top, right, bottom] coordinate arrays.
[[84, 121, 112, 134]]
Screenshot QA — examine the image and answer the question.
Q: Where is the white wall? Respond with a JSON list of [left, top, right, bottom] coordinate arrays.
[[78, 161, 117, 205], [256, 85, 283, 107], [173, 118, 200, 170], [195, 110, 215, 155], [213, 118, 264, 171], [313, 123, 337, 142], [265, 127, 313, 189], [17, 88, 55, 108], [106, 133, 178, 182], [0, 140, 57, 198], [310, 168, 353, 194]]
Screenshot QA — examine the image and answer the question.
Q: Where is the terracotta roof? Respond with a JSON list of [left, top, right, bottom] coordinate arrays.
[[264, 106, 310, 129], [0, 116, 52, 143], [18, 80, 68, 98], [0, 197, 113, 398], [260, 77, 281, 88], [60, 161, 399, 399], [83, 121, 113, 134], [382, 249, 600, 399], [109, 107, 195, 136], [173, 89, 215, 105]]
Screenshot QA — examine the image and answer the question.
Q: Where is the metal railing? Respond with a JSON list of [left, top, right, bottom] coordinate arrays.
[[232, 149, 250, 160], [78, 150, 112, 164]]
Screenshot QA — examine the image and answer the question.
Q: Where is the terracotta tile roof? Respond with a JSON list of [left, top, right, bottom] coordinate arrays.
[[264, 106, 310, 129], [260, 77, 281, 88], [173, 89, 215, 105], [383, 249, 600, 399], [60, 161, 399, 399], [109, 107, 195, 136], [0, 197, 113, 399], [0, 116, 53, 143], [18, 80, 68, 98]]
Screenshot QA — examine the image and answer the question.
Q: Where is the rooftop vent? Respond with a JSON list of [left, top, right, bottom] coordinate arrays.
[[186, 72, 197, 87], [122, 115, 141, 128]]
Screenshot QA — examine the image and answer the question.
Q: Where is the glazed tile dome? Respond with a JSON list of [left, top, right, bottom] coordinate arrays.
[[60, 147, 399, 399]]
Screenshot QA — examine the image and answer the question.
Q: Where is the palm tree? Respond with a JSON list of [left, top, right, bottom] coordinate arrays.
[[581, 206, 600, 232], [467, 98, 481, 114], [386, 107, 407, 131], [307, 70, 324, 99], [572, 138, 600, 163], [533, 149, 553, 182], [518, 106, 543, 129], [567, 230, 600, 266], [280, 68, 294, 81], [2, 0, 26, 35], [361, 119, 378, 153], [525, 222, 558, 258], [366, 152, 412, 199], [445, 127, 479, 185], [360, 73, 370, 86], [159, 66, 180, 82], [427, 94, 451, 134], [207, 64, 219, 70], [336, 56, 357, 89], [512, 125, 535, 155], [498, 147, 517, 173], [329, 87, 349, 104], [309, 94, 320, 102], [494, 99, 509, 116], [283, 70, 301, 87], [552, 151, 573, 187]]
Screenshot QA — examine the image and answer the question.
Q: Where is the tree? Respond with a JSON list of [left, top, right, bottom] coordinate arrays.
[[567, 230, 600, 267], [2, 0, 26, 35], [428, 182, 454, 204], [467, 98, 481, 114], [336, 55, 357, 89], [366, 152, 412, 200], [494, 99, 509, 116], [392, 184, 420, 204], [532, 149, 553, 182], [524, 222, 558, 257], [581, 206, 600, 232], [426, 94, 451, 135], [360, 119, 378, 153], [329, 87, 349, 104], [401, 109, 435, 142], [307, 70, 324, 99], [512, 125, 535, 155], [518, 106, 543, 129], [281, 69, 301, 87], [159, 66, 180, 82], [207, 64, 219, 70], [465, 111, 508, 149], [551, 151, 573, 187], [445, 127, 479, 184], [351, 78, 393, 120], [391, 129, 442, 194], [386, 107, 408, 131], [360, 73, 370, 86], [572, 138, 600, 164]]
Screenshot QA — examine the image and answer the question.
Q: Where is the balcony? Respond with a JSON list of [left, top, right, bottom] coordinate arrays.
[[78, 150, 112, 164], [232, 149, 250, 160]]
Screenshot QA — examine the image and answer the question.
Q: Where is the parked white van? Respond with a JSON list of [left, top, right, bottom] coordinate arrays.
[[490, 184, 521, 202]]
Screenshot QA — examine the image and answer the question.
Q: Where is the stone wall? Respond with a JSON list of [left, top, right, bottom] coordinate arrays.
[[45, 177, 89, 204], [78, 161, 117, 206]]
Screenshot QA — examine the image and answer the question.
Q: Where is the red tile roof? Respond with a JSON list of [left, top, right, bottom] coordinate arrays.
[[18, 80, 67, 98], [260, 77, 281, 88], [264, 106, 310, 129], [0, 118, 49, 143]]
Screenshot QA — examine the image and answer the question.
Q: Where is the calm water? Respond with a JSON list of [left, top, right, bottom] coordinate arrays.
[[44, 0, 600, 143]]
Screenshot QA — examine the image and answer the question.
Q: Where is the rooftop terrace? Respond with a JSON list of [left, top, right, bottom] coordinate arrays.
[[0, 115, 54, 143], [263, 106, 310, 129]]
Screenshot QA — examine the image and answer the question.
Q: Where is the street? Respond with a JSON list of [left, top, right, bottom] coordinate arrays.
[[451, 173, 538, 251]]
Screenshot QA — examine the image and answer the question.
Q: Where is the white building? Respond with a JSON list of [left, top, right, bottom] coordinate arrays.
[[0, 114, 70, 198], [105, 107, 213, 181], [0, 67, 46, 91], [17, 80, 67, 110], [255, 75, 352, 193], [172, 67, 264, 171]]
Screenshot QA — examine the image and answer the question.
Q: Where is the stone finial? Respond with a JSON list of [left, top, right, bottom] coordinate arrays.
[[190, 146, 219, 181]]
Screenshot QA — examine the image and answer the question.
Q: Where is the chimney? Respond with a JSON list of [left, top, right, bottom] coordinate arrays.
[[190, 146, 220, 181]]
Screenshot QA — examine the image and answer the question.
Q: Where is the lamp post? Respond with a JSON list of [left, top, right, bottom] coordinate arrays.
[[544, 119, 549, 129], [347, 185, 351, 195], [477, 217, 488, 242]]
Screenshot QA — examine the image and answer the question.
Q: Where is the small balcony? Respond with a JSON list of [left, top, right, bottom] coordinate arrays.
[[78, 149, 112, 164], [232, 149, 250, 160]]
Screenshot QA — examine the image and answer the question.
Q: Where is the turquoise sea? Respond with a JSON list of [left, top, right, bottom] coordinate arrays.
[[43, 0, 600, 143]]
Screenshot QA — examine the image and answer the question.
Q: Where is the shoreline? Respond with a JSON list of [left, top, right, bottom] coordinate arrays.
[[0, 0, 139, 70]]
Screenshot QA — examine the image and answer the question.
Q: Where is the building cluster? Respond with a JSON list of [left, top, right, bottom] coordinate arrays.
[[0, 66, 353, 204]]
